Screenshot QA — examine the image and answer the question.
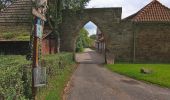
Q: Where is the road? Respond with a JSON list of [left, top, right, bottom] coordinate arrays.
[[64, 48, 170, 100]]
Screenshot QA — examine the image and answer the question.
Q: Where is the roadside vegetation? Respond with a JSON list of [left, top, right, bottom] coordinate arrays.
[[0, 55, 31, 99], [0, 53, 76, 100], [36, 53, 76, 100], [106, 64, 170, 88], [76, 28, 94, 52]]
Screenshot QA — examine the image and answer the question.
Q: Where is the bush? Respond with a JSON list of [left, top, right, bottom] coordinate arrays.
[[36, 53, 75, 100], [42, 53, 74, 77], [0, 55, 32, 100], [0, 53, 75, 100]]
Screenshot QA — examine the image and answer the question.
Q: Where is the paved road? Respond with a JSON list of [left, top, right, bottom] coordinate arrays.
[[65, 48, 170, 100]]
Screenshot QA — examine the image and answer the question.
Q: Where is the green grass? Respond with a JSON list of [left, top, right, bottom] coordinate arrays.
[[106, 64, 170, 88], [37, 64, 76, 100], [36, 53, 76, 100]]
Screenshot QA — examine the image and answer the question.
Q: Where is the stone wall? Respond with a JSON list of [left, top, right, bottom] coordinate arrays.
[[59, 8, 132, 61], [60, 8, 122, 51], [134, 23, 170, 63], [108, 21, 133, 62]]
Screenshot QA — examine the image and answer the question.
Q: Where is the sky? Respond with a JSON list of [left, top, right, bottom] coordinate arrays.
[[84, 0, 170, 36]]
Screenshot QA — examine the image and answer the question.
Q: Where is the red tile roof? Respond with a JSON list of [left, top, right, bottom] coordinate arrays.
[[127, 0, 170, 22]]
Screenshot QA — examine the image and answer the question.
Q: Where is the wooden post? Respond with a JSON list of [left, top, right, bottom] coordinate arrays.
[[32, 5, 47, 100], [32, 17, 38, 100]]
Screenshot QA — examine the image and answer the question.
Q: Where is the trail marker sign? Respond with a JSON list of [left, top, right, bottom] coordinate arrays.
[[35, 18, 43, 38]]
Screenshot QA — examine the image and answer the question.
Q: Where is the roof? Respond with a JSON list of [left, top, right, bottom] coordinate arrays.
[[0, 0, 32, 26], [0, 0, 53, 41], [0, 0, 32, 41], [125, 0, 170, 22]]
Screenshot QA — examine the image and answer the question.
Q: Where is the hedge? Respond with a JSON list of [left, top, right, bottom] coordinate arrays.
[[0, 53, 74, 100], [0, 55, 31, 100], [36, 53, 75, 100]]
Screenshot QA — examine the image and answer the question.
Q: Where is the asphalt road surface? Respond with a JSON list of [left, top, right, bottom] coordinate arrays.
[[65, 48, 170, 100]]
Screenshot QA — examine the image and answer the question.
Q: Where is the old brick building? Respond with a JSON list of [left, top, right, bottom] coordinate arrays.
[[0, 0, 55, 55], [42, 30, 57, 55], [95, 28, 105, 53], [0, 0, 170, 63], [124, 0, 170, 62]]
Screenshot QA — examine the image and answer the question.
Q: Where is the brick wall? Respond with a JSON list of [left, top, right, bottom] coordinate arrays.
[[134, 23, 170, 63], [42, 37, 57, 55]]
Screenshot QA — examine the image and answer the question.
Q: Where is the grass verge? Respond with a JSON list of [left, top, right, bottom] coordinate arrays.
[[36, 53, 76, 100], [106, 64, 170, 88]]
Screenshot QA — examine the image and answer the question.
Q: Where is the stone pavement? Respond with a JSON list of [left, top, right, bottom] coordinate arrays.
[[64, 48, 170, 100]]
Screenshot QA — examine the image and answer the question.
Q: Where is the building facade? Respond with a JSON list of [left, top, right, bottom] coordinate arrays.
[[95, 28, 105, 53]]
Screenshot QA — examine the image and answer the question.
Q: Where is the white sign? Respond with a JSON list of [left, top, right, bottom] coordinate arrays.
[[33, 67, 46, 87], [36, 18, 43, 38]]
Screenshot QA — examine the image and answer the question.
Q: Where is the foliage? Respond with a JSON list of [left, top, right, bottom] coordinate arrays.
[[90, 34, 96, 40], [0, 53, 75, 99], [0, 55, 32, 100], [106, 64, 170, 88], [76, 28, 93, 52], [48, 0, 90, 24], [36, 53, 75, 100], [47, 0, 90, 52]]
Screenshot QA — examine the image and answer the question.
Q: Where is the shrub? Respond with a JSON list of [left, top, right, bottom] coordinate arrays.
[[0, 55, 32, 100], [0, 53, 74, 100], [36, 53, 75, 100]]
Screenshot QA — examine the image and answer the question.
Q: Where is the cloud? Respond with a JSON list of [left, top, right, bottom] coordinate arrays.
[[86, 0, 170, 18], [84, 0, 170, 35], [84, 21, 97, 35]]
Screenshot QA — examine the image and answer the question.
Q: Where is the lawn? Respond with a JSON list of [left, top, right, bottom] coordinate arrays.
[[106, 64, 170, 88]]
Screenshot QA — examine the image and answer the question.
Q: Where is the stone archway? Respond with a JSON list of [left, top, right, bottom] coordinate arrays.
[[60, 8, 122, 53]]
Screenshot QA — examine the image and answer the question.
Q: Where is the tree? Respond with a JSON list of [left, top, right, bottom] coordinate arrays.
[[76, 28, 93, 52], [90, 34, 96, 40], [47, 0, 90, 52]]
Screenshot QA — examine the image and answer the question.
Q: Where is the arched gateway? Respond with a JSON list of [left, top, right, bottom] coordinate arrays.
[[0, 0, 136, 62], [60, 8, 122, 52], [1, 0, 170, 63]]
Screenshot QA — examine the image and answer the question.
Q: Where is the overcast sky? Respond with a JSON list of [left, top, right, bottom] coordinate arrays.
[[84, 0, 170, 36]]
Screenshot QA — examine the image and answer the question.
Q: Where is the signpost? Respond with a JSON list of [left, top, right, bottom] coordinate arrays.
[[32, 8, 47, 21], [35, 17, 43, 38], [32, 0, 47, 99]]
